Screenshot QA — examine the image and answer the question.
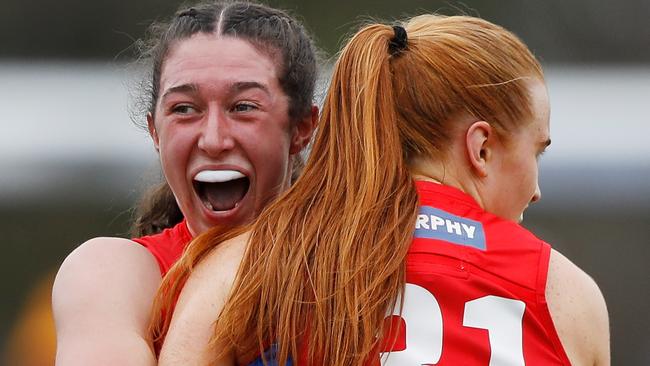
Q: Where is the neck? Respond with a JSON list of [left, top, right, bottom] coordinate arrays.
[[409, 156, 486, 209]]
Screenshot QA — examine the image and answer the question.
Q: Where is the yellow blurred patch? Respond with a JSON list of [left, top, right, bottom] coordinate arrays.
[[3, 271, 56, 366]]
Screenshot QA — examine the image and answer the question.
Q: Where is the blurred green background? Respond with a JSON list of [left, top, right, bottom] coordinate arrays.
[[1, 0, 649, 365]]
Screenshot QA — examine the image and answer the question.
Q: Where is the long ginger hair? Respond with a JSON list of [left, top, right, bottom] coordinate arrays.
[[151, 14, 543, 365]]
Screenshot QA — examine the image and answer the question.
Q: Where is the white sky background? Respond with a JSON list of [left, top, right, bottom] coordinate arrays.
[[0, 62, 156, 165], [544, 66, 650, 165], [0, 62, 648, 206]]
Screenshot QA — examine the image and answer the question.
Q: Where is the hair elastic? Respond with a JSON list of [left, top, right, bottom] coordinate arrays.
[[389, 25, 408, 55], [178, 8, 198, 18]]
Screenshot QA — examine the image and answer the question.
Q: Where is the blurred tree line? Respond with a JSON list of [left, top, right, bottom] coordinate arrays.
[[1, 0, 649, 63]]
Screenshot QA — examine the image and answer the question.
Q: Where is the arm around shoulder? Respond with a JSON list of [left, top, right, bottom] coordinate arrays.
[[546, 249, 610, 366], [157, 233, 249, 366], [52, 237, 162, 366]]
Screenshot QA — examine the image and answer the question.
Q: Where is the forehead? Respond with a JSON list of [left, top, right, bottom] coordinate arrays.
[[159, 34, 280, 94]]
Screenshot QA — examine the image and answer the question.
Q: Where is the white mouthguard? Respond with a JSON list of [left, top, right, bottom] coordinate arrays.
[[193, 170, 245, 183]]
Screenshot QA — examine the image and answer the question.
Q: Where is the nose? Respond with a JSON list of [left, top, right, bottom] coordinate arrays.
[[197, 109, 235, 156], [531, 182, 542, 204]]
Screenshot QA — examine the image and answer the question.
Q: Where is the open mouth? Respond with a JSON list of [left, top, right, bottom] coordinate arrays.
[[193, 170, 250, 212]]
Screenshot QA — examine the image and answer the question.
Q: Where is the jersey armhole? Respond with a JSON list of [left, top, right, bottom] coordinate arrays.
[[131, 237, 167, 275], [536, 243, 573, 365]]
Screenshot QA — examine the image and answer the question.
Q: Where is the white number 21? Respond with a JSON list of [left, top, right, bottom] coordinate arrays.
[[380, 283, 526, 366]]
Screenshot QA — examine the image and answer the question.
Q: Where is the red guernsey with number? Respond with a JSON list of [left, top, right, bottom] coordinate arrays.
[[373, 181, 571, 366], [253, 181, 571, 366]]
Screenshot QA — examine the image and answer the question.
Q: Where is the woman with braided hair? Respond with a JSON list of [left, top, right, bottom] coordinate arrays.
[[52, 1, 319, 364], [155, 14, 609, 366]]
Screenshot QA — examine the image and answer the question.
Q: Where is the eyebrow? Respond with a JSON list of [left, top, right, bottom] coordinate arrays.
[[228, 81, 270, 97], [160, 81, 270, 103], [161, 83, 199, 102]]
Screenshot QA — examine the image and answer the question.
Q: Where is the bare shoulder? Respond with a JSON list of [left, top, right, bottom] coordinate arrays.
[[192, 230, 250, 279], [546, 249, 610, 366], [53, 237, 161, 318], [53, 237, 161, 365], [168, 231, 248, 313], [158, 232, 249, 365], [174, 230, 249, 301]]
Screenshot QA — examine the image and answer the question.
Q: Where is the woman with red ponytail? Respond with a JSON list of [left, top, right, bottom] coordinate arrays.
[[154, 14, 609, 366]]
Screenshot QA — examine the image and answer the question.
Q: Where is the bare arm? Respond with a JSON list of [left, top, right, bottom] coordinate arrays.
[[158, 233, 249, 366], [546, 249, 610, 366], [52, 237, 161, 366]]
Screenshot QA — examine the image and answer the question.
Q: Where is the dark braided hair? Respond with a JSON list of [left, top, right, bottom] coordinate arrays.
[[131, 0, 318, 236]]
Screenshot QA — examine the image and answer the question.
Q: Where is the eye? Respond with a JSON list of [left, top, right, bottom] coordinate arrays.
[[172, 104, 198, 115], [231, 102, 258, 113]]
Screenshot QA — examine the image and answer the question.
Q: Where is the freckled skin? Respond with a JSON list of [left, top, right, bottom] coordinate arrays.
[[481, 81, 551, 223]]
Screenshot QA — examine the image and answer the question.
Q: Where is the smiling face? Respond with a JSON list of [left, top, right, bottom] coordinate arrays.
[[483, 80, 551, 222], [148, 34, 299, 236]]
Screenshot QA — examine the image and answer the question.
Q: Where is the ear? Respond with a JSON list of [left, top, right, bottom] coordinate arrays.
[[147, 112, 160, 152], [289, 105, 319, 155], [465, 121, 492, 177]]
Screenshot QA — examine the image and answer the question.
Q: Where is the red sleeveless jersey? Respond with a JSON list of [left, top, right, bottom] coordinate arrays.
[[373, 181, 570, 365], [248, 181, 571, 366], [132, 219, 193, 276]]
